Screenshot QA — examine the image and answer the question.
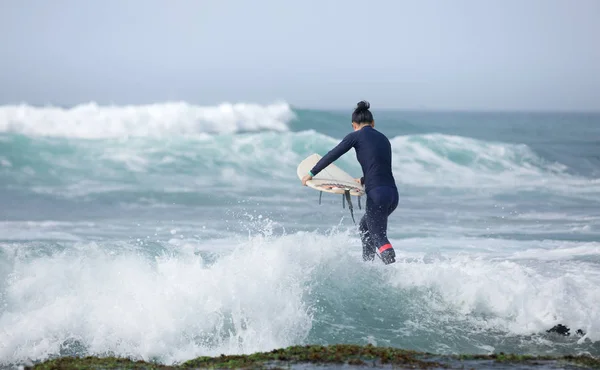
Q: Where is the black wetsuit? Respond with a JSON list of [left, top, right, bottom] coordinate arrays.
[[309, 126, 398, 264]]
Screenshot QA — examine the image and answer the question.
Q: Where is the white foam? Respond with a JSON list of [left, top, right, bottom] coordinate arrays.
[[386, 247, 600, 341], [0, 226, 356, 366], [1, 227, 600, 365], [0, 101, 294, 138]]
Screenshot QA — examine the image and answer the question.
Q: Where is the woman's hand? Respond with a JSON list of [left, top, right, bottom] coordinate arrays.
[[301, 174, 313, 186]]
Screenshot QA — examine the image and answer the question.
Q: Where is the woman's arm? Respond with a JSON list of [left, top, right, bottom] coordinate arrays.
[[308, 133, 357, 177]]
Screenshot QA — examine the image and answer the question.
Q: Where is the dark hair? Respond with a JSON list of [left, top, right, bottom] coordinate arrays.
[[351, 100, 373, 124]]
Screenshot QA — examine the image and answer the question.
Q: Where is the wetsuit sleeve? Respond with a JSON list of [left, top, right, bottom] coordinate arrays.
[[309, 132, 357, 176]]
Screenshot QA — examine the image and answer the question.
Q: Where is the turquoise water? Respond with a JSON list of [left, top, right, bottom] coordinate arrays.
[[1, 102, 599, 366]]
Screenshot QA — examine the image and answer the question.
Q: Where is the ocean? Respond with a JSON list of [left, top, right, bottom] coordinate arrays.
[[0, 102, 599, 367]]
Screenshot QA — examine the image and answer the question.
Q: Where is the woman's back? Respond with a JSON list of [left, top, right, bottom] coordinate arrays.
[[352, 125, 397, 193]]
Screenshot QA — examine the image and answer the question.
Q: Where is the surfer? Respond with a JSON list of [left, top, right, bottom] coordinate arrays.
[[301, 101, 398, 265]]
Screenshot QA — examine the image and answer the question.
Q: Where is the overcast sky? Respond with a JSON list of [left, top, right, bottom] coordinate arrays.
[[1, 0, 598, 111]]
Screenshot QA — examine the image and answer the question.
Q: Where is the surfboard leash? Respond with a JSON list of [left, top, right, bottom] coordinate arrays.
[[316, 189, 362, 225]]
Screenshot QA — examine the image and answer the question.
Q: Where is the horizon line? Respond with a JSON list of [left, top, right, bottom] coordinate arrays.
[[0, 99, 598, 114]]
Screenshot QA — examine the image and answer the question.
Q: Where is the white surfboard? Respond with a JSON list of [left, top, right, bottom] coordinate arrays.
[[296, 153, 365, 197]]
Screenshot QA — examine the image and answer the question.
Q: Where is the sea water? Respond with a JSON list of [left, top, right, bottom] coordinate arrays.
[[1, 102, 599, 366]]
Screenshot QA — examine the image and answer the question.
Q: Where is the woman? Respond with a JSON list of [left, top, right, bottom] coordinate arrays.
[[301, 100, 398, 265]]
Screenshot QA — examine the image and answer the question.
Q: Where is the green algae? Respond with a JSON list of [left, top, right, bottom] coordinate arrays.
[[28, 356, 173, 370], [180, 344, 445, 369], [26, 344, 600, 369], [456, 351, 600, 367]]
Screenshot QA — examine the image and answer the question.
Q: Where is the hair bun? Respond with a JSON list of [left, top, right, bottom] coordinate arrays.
[[355, 100, 370, 112]]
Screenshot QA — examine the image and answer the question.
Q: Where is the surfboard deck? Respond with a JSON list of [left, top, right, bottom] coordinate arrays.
[[297, 153, 365, 197]]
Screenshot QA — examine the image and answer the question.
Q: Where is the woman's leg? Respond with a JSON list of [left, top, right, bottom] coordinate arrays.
[[359, 210, 375, 261], [363, 186, 397, 264]]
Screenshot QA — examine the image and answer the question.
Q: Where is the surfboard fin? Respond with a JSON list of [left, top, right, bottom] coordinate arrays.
[[343, 190, 356, 224], [315, 188, 357, 224]]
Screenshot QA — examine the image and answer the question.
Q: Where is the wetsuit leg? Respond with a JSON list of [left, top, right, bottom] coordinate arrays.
[[359, 186, 398, 264], [359, 213, 375, 261]]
